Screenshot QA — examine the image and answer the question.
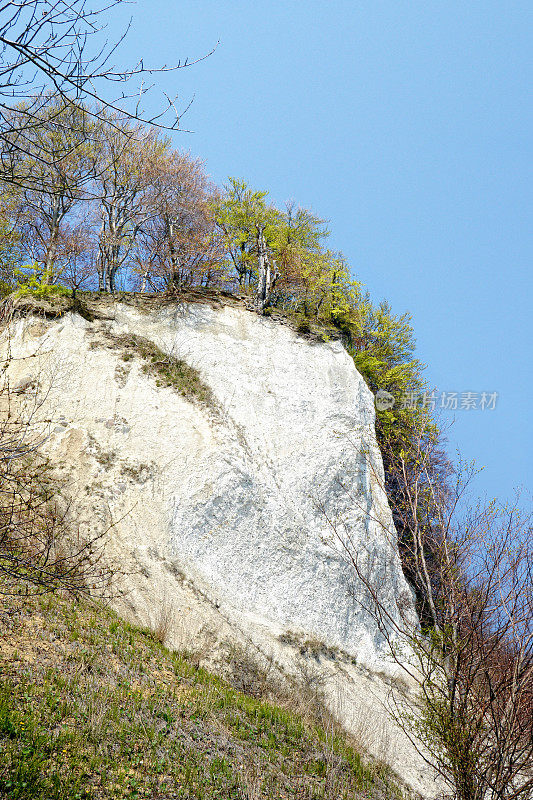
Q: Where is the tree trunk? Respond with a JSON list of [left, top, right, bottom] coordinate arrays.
[[42, 197, 61, 282], [255, 228, 269, 313], [108, 257, 117, 292], [97, 214, 107, 291], [167, 217, 179, 279]]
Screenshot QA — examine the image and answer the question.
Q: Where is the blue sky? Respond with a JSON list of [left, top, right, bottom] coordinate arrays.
[[106, 0, 531, 504]]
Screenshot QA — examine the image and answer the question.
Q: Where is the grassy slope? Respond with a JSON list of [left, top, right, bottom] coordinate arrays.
[[0, 589, 406, 800]]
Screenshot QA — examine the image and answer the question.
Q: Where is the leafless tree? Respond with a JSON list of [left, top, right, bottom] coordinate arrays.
[[6, 98, 97, 279], [0, 339, 114, 595], [0, 0, 215, 190], [53, 213, 97, 294], [93, 117, 169, 291], [133, 151, 229, 292], [319, 422, 533, 800]]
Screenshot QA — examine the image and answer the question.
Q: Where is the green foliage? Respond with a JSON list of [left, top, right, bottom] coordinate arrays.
[[213, 178, 365, 335], [0, 279, 14, 298], [298, 249, 365, 335], [212, 177, 276, 285], [14, 266, 71, 299], [349, 299, 444, 621], [213, 178, 329, 292], [350, 299, 434, 453]]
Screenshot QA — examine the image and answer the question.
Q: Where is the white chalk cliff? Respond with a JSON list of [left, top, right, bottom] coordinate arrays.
[[1, 297, 438, 796]]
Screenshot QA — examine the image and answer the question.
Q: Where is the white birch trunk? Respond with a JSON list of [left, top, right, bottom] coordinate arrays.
[[255, 228, 269, 313]]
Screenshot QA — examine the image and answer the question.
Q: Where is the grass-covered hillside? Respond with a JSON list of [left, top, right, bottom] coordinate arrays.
[[0, 586, 406, 800]]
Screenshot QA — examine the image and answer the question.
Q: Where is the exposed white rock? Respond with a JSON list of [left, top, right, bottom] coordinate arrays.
[[0, 299, 439, 797]]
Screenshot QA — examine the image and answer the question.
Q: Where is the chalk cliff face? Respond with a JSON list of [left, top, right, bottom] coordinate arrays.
[[0, 298, 436, 794], [2, 299, 413, 662]]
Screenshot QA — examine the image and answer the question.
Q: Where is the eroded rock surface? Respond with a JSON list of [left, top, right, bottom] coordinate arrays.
[[0, 299, 439, 796]]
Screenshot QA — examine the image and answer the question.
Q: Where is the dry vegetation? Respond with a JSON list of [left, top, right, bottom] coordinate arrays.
[[115, 334, 216, 410], [4, 288, 341, 347]]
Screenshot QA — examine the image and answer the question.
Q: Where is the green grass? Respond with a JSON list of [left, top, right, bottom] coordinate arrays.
[[0, 588, 406, 800]]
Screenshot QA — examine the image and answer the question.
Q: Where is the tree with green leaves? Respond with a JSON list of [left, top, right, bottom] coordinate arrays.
[[214, 178, 336, 313], [213, 178, 280, 310], [347, 299, 450, 621], [351, 299, 432, 453]]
